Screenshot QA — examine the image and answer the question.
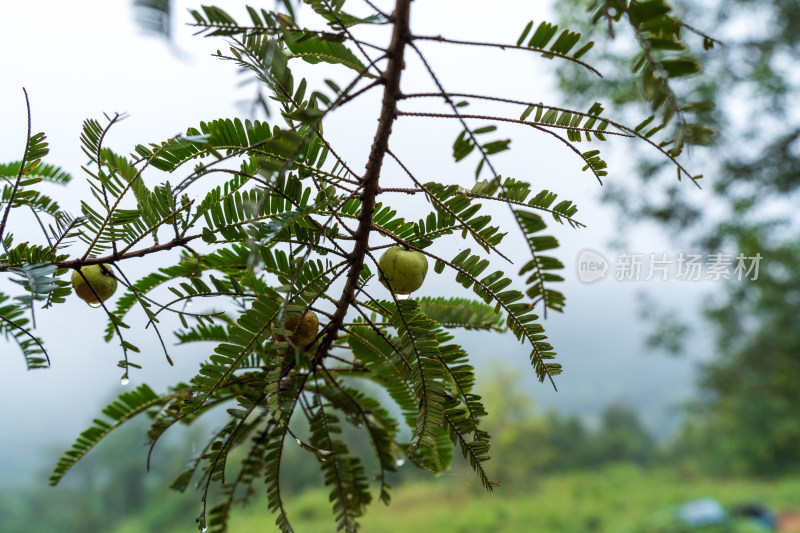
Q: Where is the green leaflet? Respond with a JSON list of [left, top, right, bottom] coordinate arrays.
[[308, 402, 371, 533], [515, 19, 598, 73], [0, 291, 49, 369], [446, 248, 561, 385], [307, 0, 385, 29], [514, 210, 567, 314], [589, 0, 710, 153], [417, 296, 506, 331], [318, 381, 399, 504], [0, 161, 71, 184], [285, 32, 369, 75], [390, 300, 448, 456], [183, 291, 283, 413], [347, 321, 454, 474], [50, 384, 170, 485]]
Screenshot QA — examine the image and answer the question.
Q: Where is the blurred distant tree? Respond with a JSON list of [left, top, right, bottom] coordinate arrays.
[[479, 369, 554, 485], [480, 370, 655, 485], [543, 414, 594, 469], [555, 0, 800, 475], [0, 419, 198, 533], [594, 404, 654, 466], [704, 252, 800, 473], [670, 240, 800, 475]]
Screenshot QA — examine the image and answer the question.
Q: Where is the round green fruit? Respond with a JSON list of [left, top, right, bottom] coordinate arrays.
[[72, 264, 118, 308], [272, 311, 319, 348], [378, 246, 428, 295]]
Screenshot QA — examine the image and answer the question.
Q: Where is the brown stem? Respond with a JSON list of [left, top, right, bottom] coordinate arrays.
[[55, 235, 200, 270], [412, 34, 603, 77], [312, 0, 412, 367], [0, 89, 32, 244], [396, 111, 633, 137]]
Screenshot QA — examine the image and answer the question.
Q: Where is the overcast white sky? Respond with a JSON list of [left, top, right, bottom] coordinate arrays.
[[0, 0, 719, 485]]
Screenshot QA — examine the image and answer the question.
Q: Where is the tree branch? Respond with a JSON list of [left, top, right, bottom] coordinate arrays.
[[55, 235, 200, 270], [396, 111, 633, 137], [312, 0, 412, 368], [412, 34, 603, 77], [0, 89, 32, 243]]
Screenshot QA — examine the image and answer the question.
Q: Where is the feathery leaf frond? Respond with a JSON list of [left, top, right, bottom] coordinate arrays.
[[50, 384, 171, 486]]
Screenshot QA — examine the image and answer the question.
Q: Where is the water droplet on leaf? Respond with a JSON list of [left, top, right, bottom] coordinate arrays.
[[316, 449, 334, 461], [120, 377, 130, 386], [88, 301, 102, 308]]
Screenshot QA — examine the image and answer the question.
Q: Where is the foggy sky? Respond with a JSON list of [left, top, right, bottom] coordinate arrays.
[[0, 1, 713, 486]]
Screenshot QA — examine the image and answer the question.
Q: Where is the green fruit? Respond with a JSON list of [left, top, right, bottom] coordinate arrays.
[[71, 264, 118, 308], [378, 246, 428, 295], [272, 311, 319, 348]]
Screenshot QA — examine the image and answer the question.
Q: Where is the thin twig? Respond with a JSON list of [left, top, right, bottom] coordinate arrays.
[[56, 236, 199, 270], [385, 149, 513, 262], [409, 40, 579, 321], [0, 89, 32, 242], [412, 34, 603, 77], [361, 0, 390, 20], [396, 111, 633, 137], [680, 22, 723, 46], [0, 314, 50, 366]]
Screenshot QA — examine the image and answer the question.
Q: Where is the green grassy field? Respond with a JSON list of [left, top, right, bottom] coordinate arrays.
[[111, 464, 800, 533]]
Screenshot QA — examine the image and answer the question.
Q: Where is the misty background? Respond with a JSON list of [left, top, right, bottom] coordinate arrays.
[[0, 0, 720, 489]]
